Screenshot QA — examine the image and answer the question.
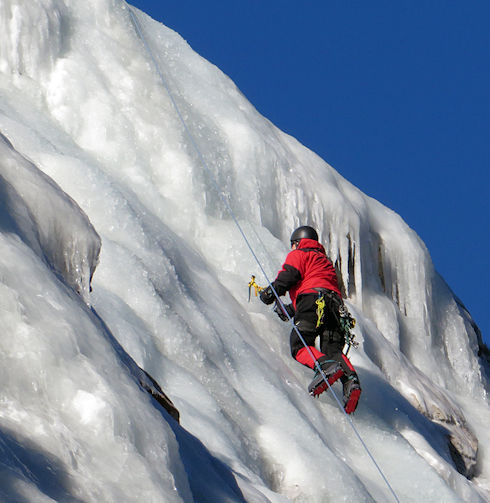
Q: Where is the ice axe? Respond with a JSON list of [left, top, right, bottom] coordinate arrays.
[[247, 275, 264, 302]]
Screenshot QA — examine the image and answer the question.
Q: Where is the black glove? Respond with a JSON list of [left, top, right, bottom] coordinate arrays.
[[274, 302, 295, 321], [259, 285, 275, 305]]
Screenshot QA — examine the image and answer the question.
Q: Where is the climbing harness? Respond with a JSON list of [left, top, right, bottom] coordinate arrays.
[[251, 277, 359, 357], [127, 7, 400, 502]]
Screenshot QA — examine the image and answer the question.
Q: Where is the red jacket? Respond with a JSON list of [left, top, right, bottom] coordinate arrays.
[[273, 238, 341, 307]]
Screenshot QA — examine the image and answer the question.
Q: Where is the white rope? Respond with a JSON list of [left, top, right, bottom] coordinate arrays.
[[127, 7, 400, 502]]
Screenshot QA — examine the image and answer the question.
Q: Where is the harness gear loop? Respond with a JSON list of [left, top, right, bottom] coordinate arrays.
[[315, 293, 326, 328], [248, 275, 264, 302], [339, 303, 359, 356]]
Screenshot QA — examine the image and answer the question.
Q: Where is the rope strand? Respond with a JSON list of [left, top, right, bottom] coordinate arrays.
[[127, 7, 400, 502]]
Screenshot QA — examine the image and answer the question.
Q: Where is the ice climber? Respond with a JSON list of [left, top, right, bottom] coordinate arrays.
[[259, 226, 361, 414]]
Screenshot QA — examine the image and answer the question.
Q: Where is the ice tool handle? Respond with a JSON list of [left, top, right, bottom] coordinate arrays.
[[248, 275, 264, 302]]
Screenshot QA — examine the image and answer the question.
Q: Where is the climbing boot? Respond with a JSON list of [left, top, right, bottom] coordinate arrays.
[[308, 359, 344, 397], [343, 375, 361, 414]]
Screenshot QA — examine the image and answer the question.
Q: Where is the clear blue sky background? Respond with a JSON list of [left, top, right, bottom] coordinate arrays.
[[129, 1, 489, 346]]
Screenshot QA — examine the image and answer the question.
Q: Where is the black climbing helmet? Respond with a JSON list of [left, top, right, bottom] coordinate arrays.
[[290, 226, 318, 246]]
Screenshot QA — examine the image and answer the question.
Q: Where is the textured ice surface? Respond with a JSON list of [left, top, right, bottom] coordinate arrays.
[[0, 1, 487, 501]]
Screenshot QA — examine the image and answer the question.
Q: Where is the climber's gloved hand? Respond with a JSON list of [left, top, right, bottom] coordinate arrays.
[[259, 285, 275, 305], [274, 302, 295, 321]]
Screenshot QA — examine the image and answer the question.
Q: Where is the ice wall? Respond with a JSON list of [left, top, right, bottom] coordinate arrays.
[[0, 0, 64, 78], [0, 0, 488, 501], [0, 235, 189, 502], [0, 132, 100, 302]]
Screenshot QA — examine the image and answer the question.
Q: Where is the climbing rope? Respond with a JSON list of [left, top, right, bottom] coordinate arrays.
[[127, 7, 400, 503]]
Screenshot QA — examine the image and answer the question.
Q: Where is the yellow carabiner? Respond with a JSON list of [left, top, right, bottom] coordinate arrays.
[[315, 295, 325, 328]]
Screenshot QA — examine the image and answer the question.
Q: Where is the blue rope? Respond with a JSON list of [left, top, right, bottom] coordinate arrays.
[[127, 7, 400, 503]]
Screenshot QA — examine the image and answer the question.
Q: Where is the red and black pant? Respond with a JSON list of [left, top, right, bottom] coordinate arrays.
[[290, 291, 357, 379]]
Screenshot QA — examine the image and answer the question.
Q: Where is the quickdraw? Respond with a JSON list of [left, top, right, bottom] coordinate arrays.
[[248, 275, 264, 302]]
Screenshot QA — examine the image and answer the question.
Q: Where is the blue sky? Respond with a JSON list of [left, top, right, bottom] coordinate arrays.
[[129, 1, 489, 346]]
